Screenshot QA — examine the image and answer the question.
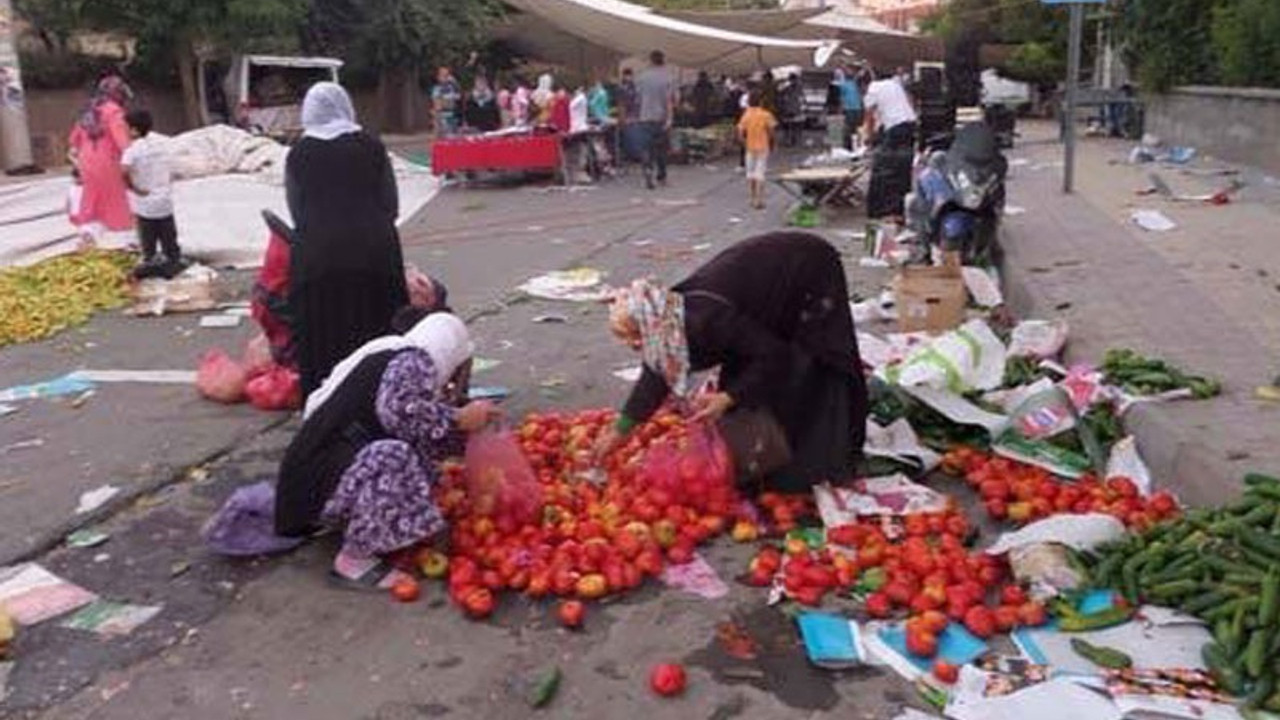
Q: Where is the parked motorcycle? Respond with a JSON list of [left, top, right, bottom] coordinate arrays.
[[906, 122, 1008, 266]]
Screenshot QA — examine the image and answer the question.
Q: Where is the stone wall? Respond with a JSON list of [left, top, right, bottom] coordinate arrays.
[[1145, 86, 1280, 175]]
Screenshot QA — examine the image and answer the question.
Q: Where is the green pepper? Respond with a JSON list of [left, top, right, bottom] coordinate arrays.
[[1183, 589, 1235, 616], [1058, 606, 1135, 633], [1071, 639, 1132, 669], [1148, 578, 1199, 602], [528, 666, 561, 709], [1261, 570, 1280, 627], [1245, 631, 1271, 679]]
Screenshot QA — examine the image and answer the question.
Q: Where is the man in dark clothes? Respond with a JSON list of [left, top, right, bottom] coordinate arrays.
[[595, 232, 868, 493], [287, 82, 408, 397]]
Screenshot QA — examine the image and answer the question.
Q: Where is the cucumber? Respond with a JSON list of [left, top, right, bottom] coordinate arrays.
[[1070, 638, 1132, 670]]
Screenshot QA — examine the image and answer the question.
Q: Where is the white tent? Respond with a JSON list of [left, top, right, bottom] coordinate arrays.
[[503, 0, 840, 73]]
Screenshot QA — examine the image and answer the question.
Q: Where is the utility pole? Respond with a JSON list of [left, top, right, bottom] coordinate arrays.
[[0, 0, 35, 174], [1062, 2, 1083, 193]]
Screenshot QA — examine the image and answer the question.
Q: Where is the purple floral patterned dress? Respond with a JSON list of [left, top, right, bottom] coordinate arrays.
[[322, 348, 455, 556]]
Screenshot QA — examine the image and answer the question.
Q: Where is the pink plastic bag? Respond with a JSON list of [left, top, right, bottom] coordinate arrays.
[[464, 428, 542, 529], [639, 423, 734, 515], [197, 349, 247, 404], [241, 333, 274, 379], [244, 364, 301, 411]]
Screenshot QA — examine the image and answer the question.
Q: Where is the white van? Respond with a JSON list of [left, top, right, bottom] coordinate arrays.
[[198, 55, 343, 141]]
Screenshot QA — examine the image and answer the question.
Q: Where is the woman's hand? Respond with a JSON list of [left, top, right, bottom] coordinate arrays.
[[690, 391, 734, 423], [455, 400, 501, 433]]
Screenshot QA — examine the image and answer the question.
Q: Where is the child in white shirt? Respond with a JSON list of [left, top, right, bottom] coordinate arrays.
[[120, 109, 184, 279]]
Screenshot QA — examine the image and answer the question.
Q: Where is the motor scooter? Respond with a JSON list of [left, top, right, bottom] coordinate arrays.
[[905, 122, 1007, 266]]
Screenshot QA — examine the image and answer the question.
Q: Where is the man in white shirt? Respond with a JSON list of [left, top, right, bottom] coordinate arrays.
[[862, 72, 919, 150], [120, 109, 184, 279]]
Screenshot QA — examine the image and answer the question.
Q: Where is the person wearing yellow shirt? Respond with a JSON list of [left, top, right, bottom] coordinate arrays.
[[737, 90, 777, 210]]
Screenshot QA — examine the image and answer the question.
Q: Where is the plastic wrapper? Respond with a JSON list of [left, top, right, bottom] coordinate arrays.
[[465, 429, 542, 528], [196, 349, 247, 404]]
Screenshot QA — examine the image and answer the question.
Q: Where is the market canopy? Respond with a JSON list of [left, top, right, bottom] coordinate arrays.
[[502, 0, 840, 74]]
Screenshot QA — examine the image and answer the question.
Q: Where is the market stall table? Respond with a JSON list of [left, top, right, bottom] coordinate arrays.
[[771, 160, 870, 210], [430, 131, 569, 182]]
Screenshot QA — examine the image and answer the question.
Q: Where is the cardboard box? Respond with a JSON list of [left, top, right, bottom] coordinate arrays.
[[893, 265, 966, 333]]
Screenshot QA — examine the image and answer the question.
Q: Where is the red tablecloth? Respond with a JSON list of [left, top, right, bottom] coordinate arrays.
[[431, 134, 562, 175]]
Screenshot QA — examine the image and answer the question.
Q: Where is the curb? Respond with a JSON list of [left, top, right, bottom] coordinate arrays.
[[1000, 228, 1237, 508]]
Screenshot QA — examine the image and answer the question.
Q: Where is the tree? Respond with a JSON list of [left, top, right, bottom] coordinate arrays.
[[920, 0, 1068, 96], [1113, 0, 1218, 92], [1211, 0, 1280, 88], [18, 0, 308, 127], [305, 0, 502, 131]]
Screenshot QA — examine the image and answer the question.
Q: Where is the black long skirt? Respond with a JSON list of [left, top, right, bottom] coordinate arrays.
[[292, 272, 406, 397]]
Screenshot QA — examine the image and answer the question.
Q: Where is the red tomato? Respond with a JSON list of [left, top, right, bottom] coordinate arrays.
[[905, 627, 939, 658], [558, 599, 585, 629], [963, 606, 996, 639], [1149, 490, 1178, 517], [866, 592, 892, 618], [994, 605, 1020, 632], [1018, 602, 1048, 627], [1000, 585, 1028, 606], [460, 587, 495, 619], [932, 660, 959, 684], [1107, 476, 1139, 499], [884, 581, 915, 607], [919, 610, 949, 634], [649, 663, 688, 697], [390, 577, 420, 603]]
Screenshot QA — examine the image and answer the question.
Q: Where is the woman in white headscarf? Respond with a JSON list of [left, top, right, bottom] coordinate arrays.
[[531, 73, 555, 124], [286, 81, 408, 398], [276, 311, 501, 586]]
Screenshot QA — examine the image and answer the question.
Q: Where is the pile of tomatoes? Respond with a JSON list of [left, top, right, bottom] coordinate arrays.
[[428, 408, 744, 621], [743, 508, 1050, 665], [942, 446, 1180, 530]]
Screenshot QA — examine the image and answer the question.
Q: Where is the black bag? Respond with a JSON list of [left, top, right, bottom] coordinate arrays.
[[717, 406, 792, 490]]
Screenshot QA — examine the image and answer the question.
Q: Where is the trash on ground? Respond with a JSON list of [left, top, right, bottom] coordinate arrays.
[[872, 621, 989, 679], [198, 313, 242, 328], [1007, 544, 1086, 597], [796, 612, 865, 669], [197, 349, 249, 404], [202, 481, 306, 556], [0, 375, 97, 403], [517, 268, 612, 302], [864, 419, 943, 473], [1104, 437, 1153, 495], [0, 403, 14, 417], [60, 600, 161, 637], [884, 319, 1007, 393], [901, 385, 1010, 437], [0, 563, 97, 625], [65, 529, 111, 548], [1014, 609, 1210, 676], [612, 366, 643, 382], [715, 620, 759, 660], [815, 475, 949, 526], [1007, 320, 1069, 359], [75, 485, 120, 514], [692, 242, 713, 252], [1105, 668, 1243, 720], [471, 357, 501, 374], [1102, 348, 1220, 399], [962, 266, 1004, 308], [653, 198, 699, 207], [1, 438, 44, 455], [127, 264, 219, 316], [987, 514, 1127, 556], [532, 314, 569, 324], [468, 386, 510, 401], [1130, 209, 1177, 232], [946, 664, 1121, 720], [660, 553, 728, 599], [1004, 205, 1027, 216], [859, 257, 891, 269]]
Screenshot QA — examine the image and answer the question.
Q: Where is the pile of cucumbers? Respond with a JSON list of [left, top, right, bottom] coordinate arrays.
[[1102, 348, 1221, 399], [1086, 473, 1280, 708]]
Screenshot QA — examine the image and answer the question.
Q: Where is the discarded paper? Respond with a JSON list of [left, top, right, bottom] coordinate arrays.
[[0, 563, 97, 625], [1131, 209, 1177, 232], [60, 600, 161, 637], [660, 553, 728, 599], [76, 485, 120, 514], [518, 268, 612, 303]]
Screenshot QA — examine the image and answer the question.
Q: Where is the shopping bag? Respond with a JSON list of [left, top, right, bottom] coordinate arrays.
[[639, 422, 735, 515], [464, 428, 542, 529], [196, 349, 247, 404], [244, 364, 301, 411]]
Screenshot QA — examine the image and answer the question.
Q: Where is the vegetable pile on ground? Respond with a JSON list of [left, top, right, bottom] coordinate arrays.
[[0, 250, 135, 347], [1102, 348, 1221, 399], [1083, 472, 1280, 708], [943, 446, 1180, 530], [419, 408, 746, 622]]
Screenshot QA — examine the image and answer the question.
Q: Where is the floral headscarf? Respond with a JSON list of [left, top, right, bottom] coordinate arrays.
[[612, 279, 691, 398], [77, 76, 132, 141]]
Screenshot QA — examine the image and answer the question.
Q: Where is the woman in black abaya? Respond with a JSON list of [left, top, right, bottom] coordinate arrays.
[[287, 82, 408, 397]]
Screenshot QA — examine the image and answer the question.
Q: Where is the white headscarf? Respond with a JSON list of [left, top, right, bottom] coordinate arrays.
[[301, 82, 362, 141], [303, 313, 473, 419], [532, 73, 555, 109]]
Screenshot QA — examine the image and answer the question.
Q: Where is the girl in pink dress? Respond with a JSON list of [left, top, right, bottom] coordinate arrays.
[[68, 76, 134, 233]]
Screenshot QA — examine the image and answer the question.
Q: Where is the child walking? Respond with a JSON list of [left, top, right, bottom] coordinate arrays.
[[737, 90, 777, 210], [121, 109, 184, 279]]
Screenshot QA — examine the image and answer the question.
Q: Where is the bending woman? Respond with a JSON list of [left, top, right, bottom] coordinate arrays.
[[597, 232, 868, 493], [287, 82, 408, 397], [275, 312, 500, 584]]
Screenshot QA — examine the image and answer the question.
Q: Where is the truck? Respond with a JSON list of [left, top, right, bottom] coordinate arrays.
[[198, 55, 343, 141]]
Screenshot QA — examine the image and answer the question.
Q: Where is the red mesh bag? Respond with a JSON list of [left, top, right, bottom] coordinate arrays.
[[464, 428, 543, 529], [196, 349, 247, 404], [244, 364, 301, 411], [639, 422, 735, 515]]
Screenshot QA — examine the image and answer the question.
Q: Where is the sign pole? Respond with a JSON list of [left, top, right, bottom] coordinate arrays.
[[1063, 2, 1083, 193]]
